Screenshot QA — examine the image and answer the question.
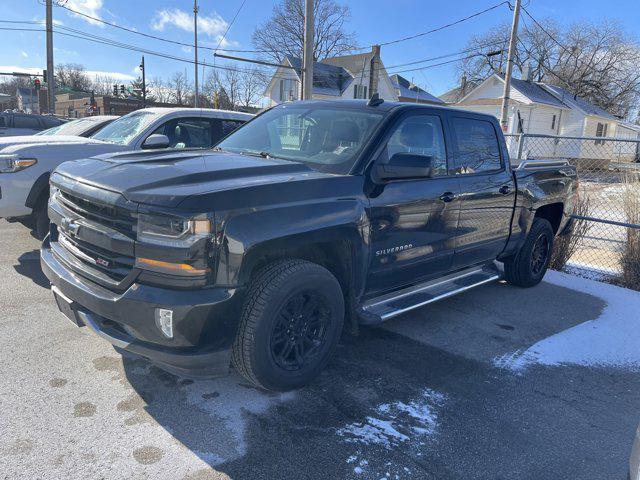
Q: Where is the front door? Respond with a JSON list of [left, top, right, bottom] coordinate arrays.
[[366, 112, 460, 295], [447, 114, 516, 269]]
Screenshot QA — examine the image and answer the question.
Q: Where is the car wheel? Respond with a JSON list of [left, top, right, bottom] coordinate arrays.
[[504, 218, 554, 288], [33, 197, 50, 240], [232, 259, 344, 391]]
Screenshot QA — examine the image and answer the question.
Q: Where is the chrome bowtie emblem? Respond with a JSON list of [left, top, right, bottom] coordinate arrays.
[[61, 217, 80, 236]]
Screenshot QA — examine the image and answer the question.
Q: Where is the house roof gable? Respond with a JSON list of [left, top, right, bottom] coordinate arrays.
[[390, 74, 444, 104], [284, 55, 354, 97]]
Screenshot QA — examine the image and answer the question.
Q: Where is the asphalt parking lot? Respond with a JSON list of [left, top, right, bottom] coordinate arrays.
[[1, 218, 639, 480]]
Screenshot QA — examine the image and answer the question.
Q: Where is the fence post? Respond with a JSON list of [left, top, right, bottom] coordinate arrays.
[[517, 133, 525, 160]]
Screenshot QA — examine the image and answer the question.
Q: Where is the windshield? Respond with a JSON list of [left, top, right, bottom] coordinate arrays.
[[36, 118, 98, 137], [217, 104, 385, 174], [91, 111, 157, 145]]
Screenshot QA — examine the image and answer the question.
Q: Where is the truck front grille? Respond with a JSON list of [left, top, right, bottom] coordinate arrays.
[[51, 188, 137, 290], [57, 190, 137, 238]]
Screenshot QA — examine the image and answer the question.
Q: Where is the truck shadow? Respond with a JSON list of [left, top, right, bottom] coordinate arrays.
[[12, 250, 50, 289], [116, 280, 623, 480]]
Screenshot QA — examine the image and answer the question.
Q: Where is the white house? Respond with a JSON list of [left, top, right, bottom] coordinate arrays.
[[264, 46, 398, 106], [454, 73, 621, 160], [612, 121, 640, 162]]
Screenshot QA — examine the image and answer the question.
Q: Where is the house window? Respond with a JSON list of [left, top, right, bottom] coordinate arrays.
[[595, 122, 608, 145], [353, 84, 368, 99], [551, 114, 556, 131], [278, 79, 299, 102]]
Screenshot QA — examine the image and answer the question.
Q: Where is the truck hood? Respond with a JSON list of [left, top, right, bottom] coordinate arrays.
[[52, 149, 331, 208], [0, 135, 108, 151]]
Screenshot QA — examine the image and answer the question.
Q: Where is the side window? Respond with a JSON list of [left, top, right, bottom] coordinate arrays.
[[0, 116, 5, 127], [451, 117, 502, 174], [221, 120, 244, 137], [382, 115, 448, 176], [13, 115, 41, 130], [41, 116, 61, 128], [150, 118, 213, 149]]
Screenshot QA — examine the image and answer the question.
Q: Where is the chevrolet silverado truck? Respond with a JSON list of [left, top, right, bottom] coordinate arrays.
[[41, 99, 577, 391]]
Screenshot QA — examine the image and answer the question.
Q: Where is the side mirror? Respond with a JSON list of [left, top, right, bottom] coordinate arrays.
[[142, 134, 170, 149], [373, 152, 433, 181]]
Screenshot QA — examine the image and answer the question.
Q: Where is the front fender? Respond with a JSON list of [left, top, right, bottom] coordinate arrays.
[[214, 198, 370, 291]]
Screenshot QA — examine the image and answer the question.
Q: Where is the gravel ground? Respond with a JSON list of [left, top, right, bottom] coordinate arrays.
[[1, 219, 638, 480]]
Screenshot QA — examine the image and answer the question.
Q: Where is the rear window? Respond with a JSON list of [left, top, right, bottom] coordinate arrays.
[[451, 117, 502, 174]]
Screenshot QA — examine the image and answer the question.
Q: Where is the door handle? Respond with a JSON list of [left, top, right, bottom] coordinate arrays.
[[439, 192, 456, 203], [499, 185, 511, 195]]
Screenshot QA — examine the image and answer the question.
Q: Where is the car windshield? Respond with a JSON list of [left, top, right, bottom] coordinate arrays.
[[217, 104, 385, 174], [91, 111, 157, 145], [36, 118, 98, 136]]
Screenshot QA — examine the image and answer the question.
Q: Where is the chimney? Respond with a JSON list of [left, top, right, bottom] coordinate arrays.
[[521, 64, 533, 82], [369, 45, 381, 98], [460, 75, 468, 98]]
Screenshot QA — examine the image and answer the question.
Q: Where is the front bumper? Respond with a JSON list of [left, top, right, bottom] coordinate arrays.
[[0, 174, 33, 218], [41, 237, 241, 377]]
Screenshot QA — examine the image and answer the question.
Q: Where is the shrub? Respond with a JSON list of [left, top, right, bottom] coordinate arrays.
[[620, 174, 640, 290], [550, 193, 592, 271]]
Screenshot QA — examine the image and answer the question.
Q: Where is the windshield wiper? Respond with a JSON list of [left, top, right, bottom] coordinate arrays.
[[239, 150, 282, 160]]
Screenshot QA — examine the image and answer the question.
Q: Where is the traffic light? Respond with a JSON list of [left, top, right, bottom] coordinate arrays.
[[120, 84, 125, 95], [42, 70, 47, 83], [34, 78, 41, 91], [113, 84, 118, 96]]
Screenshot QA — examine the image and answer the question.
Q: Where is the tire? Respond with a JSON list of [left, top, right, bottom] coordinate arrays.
[[232, 259, 345, 391], [33, 197, 50, 241], [504, 218, 554, 288]]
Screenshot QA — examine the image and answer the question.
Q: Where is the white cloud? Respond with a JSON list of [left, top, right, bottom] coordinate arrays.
[[151, 8, 238, 48], [20, 51, 28, 59], [64, 0, 105, 27], [86, 70, 136, 82]]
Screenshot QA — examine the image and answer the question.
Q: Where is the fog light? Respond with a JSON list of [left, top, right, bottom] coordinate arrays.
[[155, 308, 173, 338]]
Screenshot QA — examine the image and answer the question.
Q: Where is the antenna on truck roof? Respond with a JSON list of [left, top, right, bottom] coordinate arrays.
[[367, 93, 384, 107]]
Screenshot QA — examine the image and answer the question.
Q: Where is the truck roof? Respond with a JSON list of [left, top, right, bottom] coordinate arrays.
[[281, 99, 500, 123]]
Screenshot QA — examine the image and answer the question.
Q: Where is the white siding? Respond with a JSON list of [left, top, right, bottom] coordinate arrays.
[[582, 116, 617, 160], [464, 76, 530, 104], [613, 125, 640, 162]]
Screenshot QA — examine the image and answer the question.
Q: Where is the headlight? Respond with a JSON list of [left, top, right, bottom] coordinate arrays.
[[0, 155, 37, 173], [137, 212, 211, 245]]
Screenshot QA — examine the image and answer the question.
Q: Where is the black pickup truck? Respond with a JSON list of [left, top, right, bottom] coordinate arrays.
[[41, 99, 577, 391]]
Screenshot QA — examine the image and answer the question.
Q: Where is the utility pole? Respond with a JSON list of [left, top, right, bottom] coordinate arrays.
[[45, 0, 55, 114], [193, 0, 199, 107], [140, 56, 146, 108], [302, 0, 314, 100], [499, 0, 521, 132]]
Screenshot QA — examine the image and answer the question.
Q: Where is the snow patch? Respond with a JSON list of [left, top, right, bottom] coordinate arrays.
[[336, 389, 444, 448], [494, 270, 640, 372]]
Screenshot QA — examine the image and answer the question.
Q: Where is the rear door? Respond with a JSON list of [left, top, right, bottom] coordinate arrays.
[[447, 113, 516, 269]]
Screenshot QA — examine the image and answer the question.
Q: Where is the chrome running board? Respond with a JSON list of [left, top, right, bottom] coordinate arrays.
[[358, 263, 501, 324]]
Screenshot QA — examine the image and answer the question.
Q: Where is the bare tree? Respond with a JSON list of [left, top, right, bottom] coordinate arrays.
[[166, 71, 192, 105], [0, 76, 32, 110], [456, 19, 640, 119], [148, 76, 171, 103], [56, 63, 92, 92], [90, 74, 118, 96], [252, 0, 357, 63], [238, 68, 267, 108]]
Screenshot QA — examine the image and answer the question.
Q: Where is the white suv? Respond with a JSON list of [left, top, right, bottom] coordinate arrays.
[[0, 107, 252, 238]]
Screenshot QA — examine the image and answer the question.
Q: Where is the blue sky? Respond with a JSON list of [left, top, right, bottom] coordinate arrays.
[[0, 0, 639, 97]]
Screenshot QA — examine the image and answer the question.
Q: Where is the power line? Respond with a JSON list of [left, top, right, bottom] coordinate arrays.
[[51, 1, 269, 54], [352, 1, 509, 50]]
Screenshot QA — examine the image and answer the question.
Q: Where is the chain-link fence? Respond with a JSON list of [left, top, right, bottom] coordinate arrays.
[[506, 133, 640, 289]]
